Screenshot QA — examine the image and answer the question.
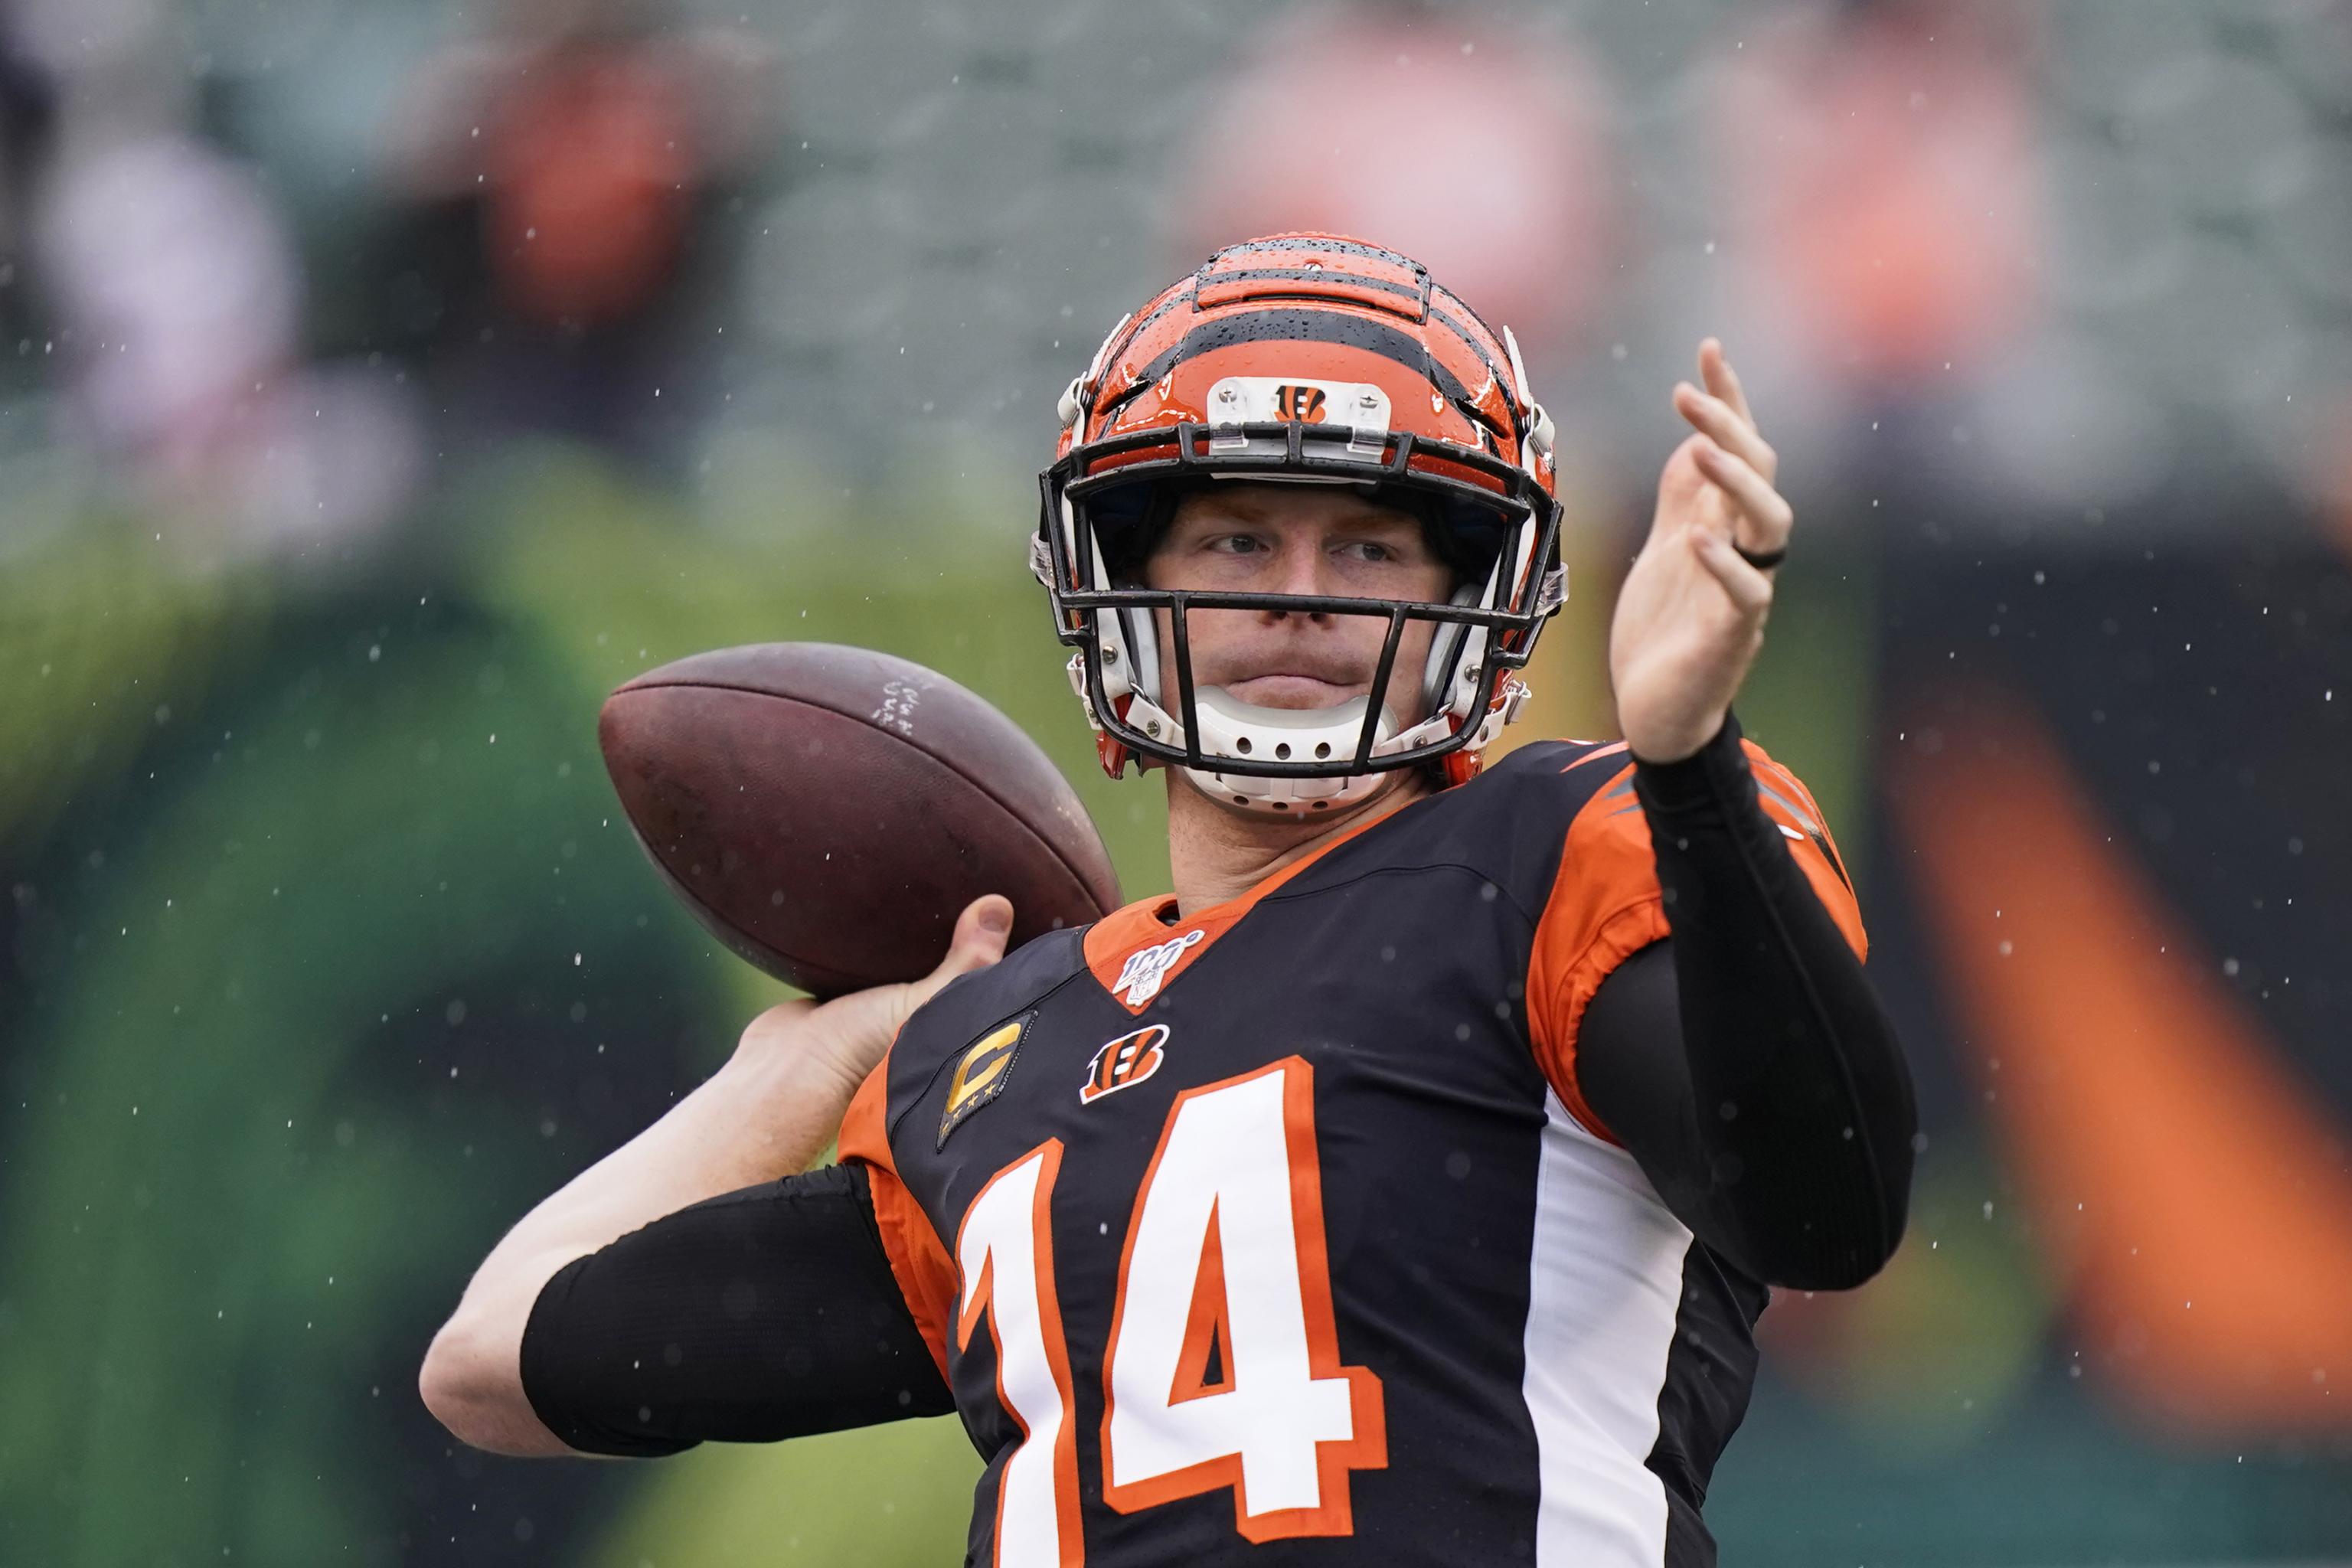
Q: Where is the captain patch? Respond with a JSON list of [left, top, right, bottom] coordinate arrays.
[[937, 1011, 1034, 1149]]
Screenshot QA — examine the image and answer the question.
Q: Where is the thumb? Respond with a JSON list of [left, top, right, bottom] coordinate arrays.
[[907, 895, 1014, 1008]]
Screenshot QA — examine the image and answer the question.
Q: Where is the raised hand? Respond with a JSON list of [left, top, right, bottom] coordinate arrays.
[[1608, 338, 1794, 763]]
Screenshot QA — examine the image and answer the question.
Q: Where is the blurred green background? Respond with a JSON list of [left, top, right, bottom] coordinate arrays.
[[2, 1, 2348, 1563]]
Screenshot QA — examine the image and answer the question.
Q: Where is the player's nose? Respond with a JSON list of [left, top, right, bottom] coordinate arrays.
[[1262, 539, 1339, 620]]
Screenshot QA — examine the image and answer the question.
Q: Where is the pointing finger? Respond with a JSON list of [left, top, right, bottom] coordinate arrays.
[[1674, 382, 1778, 483], [1697, 338, 1758, 431]]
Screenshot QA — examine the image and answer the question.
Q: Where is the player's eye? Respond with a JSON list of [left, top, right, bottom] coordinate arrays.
[[1207, 532, 1268, 556], [1335, 537, 1416, 566]]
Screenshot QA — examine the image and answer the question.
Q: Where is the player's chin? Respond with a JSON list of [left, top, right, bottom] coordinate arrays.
[[1180, 763, 1414, 825]]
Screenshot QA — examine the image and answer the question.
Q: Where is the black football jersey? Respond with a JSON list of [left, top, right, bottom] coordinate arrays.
[[838, 737, 1864, 1567]]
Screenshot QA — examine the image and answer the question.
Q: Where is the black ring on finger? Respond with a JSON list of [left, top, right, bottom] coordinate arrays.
[[1734, 544, 1788, 570]]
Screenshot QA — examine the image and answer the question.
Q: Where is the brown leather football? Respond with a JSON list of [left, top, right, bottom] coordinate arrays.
[[599, 643, 1122, 998]]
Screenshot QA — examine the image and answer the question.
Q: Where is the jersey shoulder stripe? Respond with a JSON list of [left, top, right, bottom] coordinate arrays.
[[1744, 748, 1867, 958], [837, 1059, 957, 1380], [1524, 733, 1868, 1144], [1523, 752, 1671, 1145]]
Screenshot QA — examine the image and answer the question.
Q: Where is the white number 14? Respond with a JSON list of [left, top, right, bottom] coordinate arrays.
[[955, 1057, 1386, 1565]]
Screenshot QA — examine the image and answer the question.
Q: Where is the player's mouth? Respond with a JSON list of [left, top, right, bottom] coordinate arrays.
[[1221, 671, 1370, 710]]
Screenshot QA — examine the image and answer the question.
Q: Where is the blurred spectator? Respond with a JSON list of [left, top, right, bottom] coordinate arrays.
[[1178, 2, 1618, 350], [42, 136, 298, 452], [1720, 1, 2043, 388], [5, 0, 427, 568], [383, 0, 773, 452]]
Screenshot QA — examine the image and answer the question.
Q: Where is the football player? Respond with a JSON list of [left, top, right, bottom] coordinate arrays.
[[423, 234, 1915, 1567]]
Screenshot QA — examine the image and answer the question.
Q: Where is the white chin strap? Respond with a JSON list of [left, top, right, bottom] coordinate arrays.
[[1174, 690, 1403, 814]]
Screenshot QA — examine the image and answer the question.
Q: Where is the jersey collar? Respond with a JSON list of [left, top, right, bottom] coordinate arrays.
[[1083, 805, 1400, 1014]]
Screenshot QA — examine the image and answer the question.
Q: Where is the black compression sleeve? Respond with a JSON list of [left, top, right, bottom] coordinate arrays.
[[519, 1162, 955, 1456], [1576, 714, 1917, 1290]]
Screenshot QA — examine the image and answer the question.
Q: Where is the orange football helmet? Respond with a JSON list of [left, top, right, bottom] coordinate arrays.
[[1034, 232, 1565, 815]]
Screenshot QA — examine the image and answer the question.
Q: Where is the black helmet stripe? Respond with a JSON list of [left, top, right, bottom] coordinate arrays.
[[1093, 306, 1484, 429], [1426, 304, 1525, 443], [1196, 267, 1426, 306]]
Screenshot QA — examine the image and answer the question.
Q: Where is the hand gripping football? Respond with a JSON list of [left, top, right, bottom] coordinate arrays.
[[599, 643, 1122, 997]]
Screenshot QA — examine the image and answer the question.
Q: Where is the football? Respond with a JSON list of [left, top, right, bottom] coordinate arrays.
[[599, 642, 1123, 997]]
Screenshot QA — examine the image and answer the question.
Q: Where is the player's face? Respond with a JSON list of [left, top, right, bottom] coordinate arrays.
[[1142, 484, 1452, 724]]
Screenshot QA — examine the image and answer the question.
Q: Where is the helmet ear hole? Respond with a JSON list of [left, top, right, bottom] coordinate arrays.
[[1421, 564, 1495, 720], [1411, 494, 1508, 591], [1086, 518, 1162, 707], [1116, 606, 1160, 703], [1093, 478, 1204, 586]]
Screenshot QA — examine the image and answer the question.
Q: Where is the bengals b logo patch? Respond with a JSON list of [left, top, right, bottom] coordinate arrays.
[[938, 1011, 1034, 1148], [1272, 384, 1327, 423], [1081, 1024, 1169, 1105]]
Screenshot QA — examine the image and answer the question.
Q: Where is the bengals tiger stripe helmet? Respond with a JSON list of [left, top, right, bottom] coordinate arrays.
[[1033, 232, 1566, 815]]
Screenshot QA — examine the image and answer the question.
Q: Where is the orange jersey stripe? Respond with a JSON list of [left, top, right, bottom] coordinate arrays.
[[838, 1052, 958, 1382], [1526, 740, 1865, 1144]]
